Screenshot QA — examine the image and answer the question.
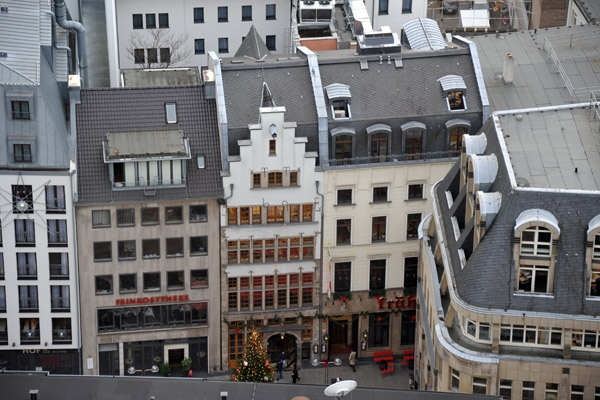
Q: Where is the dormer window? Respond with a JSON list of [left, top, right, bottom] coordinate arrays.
[[325, 83, 351, 120], [165, 103, 177, 123], [438, 75, 467, 111], [586, 215, 600, 297], [513, 209, 560, 295]]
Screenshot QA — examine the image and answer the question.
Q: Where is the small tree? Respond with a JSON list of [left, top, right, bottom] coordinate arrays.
[[232, 331, 274, 383], [127, 29, 190, 68]]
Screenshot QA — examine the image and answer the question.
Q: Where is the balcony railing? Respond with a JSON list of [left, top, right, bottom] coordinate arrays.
[[19, 298, 39, 311], [48, 233, 68, 246], [17, 265, 37, 279], [21, 330, 40, 344], [49, 264, 69, 279], [52, 329, 72, 344], [112, 177, 186, 191], [323, 151, 459, 168], [51, 297, 70, 311], [0, 331, 7, 345]]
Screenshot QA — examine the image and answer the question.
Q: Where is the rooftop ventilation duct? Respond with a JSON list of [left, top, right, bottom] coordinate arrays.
[[55, 0, 88, 87]]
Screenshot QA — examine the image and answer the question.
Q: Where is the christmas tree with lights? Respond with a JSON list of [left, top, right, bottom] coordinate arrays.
[[231, 331, 274, 383]]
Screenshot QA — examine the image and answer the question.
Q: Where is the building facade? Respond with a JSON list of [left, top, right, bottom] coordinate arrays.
[[416, 106, 600, 397], [105, 0, 292, 79], [75, 85, 224, 376], [221, 102, 323, 369], [0, 0, 81, 374]]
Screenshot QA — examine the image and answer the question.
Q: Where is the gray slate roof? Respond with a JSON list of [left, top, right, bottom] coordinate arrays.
[[468, 25, 600, 110], [436, 115, 600, 316], [234, 25, 271, 60], [76, 86, 223, 204], [120, 68, 202, 87], [0, 373, 499, 400]]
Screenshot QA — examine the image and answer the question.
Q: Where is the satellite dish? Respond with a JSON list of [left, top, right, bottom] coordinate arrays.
[[324, 380, 357, 399]]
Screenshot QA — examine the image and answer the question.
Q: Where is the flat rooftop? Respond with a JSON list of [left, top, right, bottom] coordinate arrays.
[[497, 106, 600, 190], [468, 25, 600, 110]]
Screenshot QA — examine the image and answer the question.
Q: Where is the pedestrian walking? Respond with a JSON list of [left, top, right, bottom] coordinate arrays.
[[291, 364, 299, 384], [348, 350, 356, 373], [279, 351, 287, 369], [276, 361, 283, 381]]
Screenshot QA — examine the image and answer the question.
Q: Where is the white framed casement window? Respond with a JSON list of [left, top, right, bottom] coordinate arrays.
[[450, 368, 459, 391], [472, 377, 487, 395]]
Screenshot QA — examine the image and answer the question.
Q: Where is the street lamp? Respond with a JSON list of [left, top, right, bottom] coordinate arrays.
[[280, 332, 285, 340], [323, 333, 329, 343], [362, 330, 368, 340], [127, 365, 159, 376]]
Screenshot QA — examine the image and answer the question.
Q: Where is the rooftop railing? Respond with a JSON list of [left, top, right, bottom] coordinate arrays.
[[322, 150, 459, 168]]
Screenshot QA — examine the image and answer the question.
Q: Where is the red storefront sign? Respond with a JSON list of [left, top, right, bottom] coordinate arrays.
[[375, 295, 416, 309], [115, 294, 190, 306]]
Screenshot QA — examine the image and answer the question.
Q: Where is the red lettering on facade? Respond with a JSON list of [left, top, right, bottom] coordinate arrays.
[[376, 296, 386, 309]]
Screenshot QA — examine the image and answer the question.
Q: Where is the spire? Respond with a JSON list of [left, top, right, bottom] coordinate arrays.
[[234, 25, 271, 60]]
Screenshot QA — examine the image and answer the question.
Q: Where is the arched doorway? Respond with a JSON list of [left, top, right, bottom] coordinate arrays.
[[266, 333, 298, 367]]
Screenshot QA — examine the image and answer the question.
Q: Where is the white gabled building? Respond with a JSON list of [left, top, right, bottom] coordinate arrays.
[[221, 100, 323, 369]]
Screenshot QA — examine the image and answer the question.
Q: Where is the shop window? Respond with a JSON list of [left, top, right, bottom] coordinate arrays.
[[190, 205, 207, 222], [336, 219, 351, 245], [369, 259, 386, 291], [372, 216, 386, 243], [190, 236, 208, 255], [167, 271, 184, 290], [191, 270, 208, 288], [406, 213, 421, 240], [166, 237, 184, 257], [96, 275, 113, 294], [335, 262, 351, 292], [408, 184, 424, 200], [142, 239, 160, 259], [143, 272, 161, 292], [337, 189, 353, 205], [119, 274, 137, 293], [116, 209, 135, 226], [118, 240, 136, 260], [472, 377, 487, 395], [368, 313, 389, 347], [94, 242, 112, 262]]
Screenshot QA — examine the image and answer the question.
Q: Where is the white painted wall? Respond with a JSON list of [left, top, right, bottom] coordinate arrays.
[[113, 0, 292, 71], [322, 161, 453, 293], [364, 0, 427, 36], [222, 106, 323, 277], [0, 172, 80, 351]]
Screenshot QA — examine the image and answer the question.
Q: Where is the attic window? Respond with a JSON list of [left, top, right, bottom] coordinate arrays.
[[332, 99, 350, 119], [438, 75, 467, 111], [165, 103, 177, 124], [197, 155, 205, 169], [325, 83, 352, 120]]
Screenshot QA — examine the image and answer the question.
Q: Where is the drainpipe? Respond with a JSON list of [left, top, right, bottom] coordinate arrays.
[[315, 180, 325, 363], [44, 10, 74, 74], [220, 184, 234, 370], [69, 168, 83, 374], [55, 0, 88, 87]]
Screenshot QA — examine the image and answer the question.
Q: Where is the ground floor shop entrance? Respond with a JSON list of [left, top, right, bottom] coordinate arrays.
[[0, 349, 80, 374]]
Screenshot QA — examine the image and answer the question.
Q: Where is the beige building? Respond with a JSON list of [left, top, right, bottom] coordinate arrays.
[[75, 84, 224, 375], [416, 107, 600, 398]]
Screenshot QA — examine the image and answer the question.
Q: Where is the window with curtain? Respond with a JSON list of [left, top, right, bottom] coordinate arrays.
[[242, 5, 252, 21], [15, 220, 35, 245], [19, 285, 38, 310], [49, 253, 69, 278], [402, 0, 412, 13], [47, 219, 68, 245], [379, 0, 389, 14], [51, 285, 70, 310], [92, 210, 110, 228], [45, 185, 65, 212], [0, 287, 5, 310], [218, 6, 228, 22], [17, 252, 36, 278]]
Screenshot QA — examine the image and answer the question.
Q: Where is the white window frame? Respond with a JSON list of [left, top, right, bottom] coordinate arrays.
[[517, 263, 550, 294], [450, 368, 460, 391], [371, 215, 387, 243], [165, 103, 177, 124], [331, 99, 351, 120], [407, 183, 424, 200], [472, 377, 487, 395], [571, 385, 584, 400], [545, 383, 559, 400], [499, 380, 512, 400], [571, 329, 600, 352], [372, 185, 389, 203], [462, 317, 491, 343], [336, 218, 352, 246], [500, 324, 562, 348], [336, 187, 354, 206], [520, 225, 552, 256]]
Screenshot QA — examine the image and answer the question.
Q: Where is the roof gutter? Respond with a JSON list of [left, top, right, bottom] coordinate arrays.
[[453, 36, 490, 123], [55, 0, 88, 87]]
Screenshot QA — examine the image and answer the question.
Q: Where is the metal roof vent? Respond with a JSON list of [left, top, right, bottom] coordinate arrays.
[[0, 51, 7, 58], [29, 389, 39, 400]]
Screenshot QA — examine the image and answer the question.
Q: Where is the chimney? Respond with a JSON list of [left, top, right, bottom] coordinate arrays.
[[503, 53, 514, 84], [30, 389, 39, 400], [220, 392, 228, 400]]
